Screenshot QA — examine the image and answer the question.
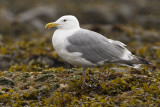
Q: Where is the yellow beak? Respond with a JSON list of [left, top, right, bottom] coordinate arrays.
[[45, 22, 58, 29]]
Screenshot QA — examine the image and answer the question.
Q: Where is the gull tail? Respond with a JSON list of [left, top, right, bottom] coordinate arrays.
[[112, 55, 152, 68], [126, 55, 152, 68], [133, 56, 152, 65], [125, 55, 152, 68]]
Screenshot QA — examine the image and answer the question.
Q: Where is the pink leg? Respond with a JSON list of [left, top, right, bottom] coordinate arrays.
[[82, 68, 86, 85]]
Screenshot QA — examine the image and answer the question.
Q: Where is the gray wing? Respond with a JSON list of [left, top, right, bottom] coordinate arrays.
[[66, 29, 126, 64]]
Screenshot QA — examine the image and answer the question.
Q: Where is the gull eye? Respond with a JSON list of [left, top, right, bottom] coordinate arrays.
[[63, 19, 67, 22]]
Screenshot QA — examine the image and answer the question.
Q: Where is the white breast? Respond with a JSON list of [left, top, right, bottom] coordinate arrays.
[[52, 29, 95, 67], [52, 29, 79, 54]]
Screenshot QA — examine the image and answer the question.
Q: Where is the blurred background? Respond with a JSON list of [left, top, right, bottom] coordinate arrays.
[[0, 0, 160, 70]]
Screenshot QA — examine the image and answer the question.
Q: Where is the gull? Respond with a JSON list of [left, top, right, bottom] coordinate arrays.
[[45, 15, 150, 85]]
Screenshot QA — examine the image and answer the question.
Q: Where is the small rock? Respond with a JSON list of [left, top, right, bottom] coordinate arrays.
[[60, 84, 68, 89], [0, 77, 14, 86], [0, 54, 12, 70], [34, 74, 54, 82]]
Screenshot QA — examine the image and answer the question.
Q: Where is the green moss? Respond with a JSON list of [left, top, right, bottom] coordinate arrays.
[[101, 77, 131, 96], [0, 66, 159, 106], [23, 91, 38, 100], [34, 74, 54, 82], [0, 77, 14, 86]]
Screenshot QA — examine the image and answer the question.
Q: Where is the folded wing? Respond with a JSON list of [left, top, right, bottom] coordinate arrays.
[[66, 29, 130, 65]]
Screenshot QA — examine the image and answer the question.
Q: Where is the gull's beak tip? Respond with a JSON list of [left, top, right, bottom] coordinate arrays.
[[45, 22, 58, 29], [45, 23, 51, 29], [45, 26, 49, 29]]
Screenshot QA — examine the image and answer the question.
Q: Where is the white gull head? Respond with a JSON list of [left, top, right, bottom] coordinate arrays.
[[45, 15, 80, 30]]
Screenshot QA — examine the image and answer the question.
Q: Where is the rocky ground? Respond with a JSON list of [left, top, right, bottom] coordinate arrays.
[[0, 0, 160, 106]]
